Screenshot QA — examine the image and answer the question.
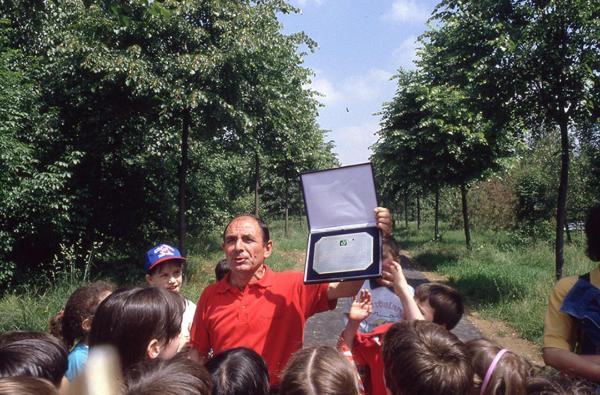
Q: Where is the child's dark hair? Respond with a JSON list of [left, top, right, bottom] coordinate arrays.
[[214, 259, 230, 282], [526, 371, 596, 395], [382, 237, 400, 259], [466, 339, 533, 395], [0, 331, 52, 347], [125, 353, 212, 395], [415, 282, 464, 330], [89, 286, 184, 372], [279, 346, 359, 395], [50, 281, 114, 348], [383, 321, 472, 395], [0, 377, 58, 395], [205, 347, 269, 395], [584, 203, 600, 261], [0, 332, 68, 387]]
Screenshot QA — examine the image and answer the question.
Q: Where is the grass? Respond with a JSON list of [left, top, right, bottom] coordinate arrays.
[[0, 216, 311, 333], [397, 222, 595, 345]]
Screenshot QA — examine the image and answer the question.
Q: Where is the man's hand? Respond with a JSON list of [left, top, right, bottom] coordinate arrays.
[[375, 207, 393, 239], [348, 289, 372, 322]]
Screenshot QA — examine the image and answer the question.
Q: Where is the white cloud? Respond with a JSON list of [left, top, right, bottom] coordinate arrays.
[[310, 77, 341, 105], [383, 0, 430, 24], [311, 69, 396, 165], [292, 0, 323, 6], [343, 69, 394, 102], [331, 121, 381, 165], [392, 35, 419, 70]]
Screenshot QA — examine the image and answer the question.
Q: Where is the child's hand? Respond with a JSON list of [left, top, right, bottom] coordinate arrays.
[[389, 261, 409, 295], [378, 259, 395, 287], [348, 289, 372, 322]]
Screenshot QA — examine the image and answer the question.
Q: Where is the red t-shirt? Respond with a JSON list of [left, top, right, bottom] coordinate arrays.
[[352, 323, 393, 395], [190, 266, 335, 384]]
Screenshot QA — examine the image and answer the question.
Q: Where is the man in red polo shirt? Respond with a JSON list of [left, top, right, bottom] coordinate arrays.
[[190, 208, 392, 385]]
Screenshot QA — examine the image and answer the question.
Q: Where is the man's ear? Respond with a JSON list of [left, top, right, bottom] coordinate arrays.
[[263, 240, 273, 258], [145, 274, 154, 286], [146, 339, 161, 360], [81, 317, 92, 333]]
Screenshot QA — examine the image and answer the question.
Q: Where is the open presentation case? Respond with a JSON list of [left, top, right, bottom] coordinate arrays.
[[300, 163, 382, 284]]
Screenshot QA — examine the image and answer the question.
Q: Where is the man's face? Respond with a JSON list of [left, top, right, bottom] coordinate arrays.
[[222, 216, 272, 276], [145, 261, 183, 293]]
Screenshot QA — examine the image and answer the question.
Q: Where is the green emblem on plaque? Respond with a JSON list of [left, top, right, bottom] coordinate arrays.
[[340, 240, 348, 246]]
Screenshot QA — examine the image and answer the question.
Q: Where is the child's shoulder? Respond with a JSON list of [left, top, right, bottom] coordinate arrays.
[[185, 298, 196, 308]]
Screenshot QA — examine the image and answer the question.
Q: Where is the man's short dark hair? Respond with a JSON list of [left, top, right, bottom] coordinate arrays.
[[0, 332, 68, 387], [382, 321, 472, 395], [585, 203, 600, 261], [223, 214, 270, 246]]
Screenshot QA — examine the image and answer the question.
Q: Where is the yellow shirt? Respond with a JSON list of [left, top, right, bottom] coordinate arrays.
[[543, 266, 600, 351]]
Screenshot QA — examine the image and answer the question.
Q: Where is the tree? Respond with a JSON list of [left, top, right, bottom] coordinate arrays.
[[421, 0, 600, 278], [0, 23, 79, 283], [1, 0, 336, 272], [375, 70, 510, 248]]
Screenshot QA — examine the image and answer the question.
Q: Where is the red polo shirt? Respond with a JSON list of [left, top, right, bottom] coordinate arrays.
[[190, 265, 335, 384]]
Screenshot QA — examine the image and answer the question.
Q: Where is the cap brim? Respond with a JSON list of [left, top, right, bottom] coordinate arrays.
[[147, 256, 187, 272]]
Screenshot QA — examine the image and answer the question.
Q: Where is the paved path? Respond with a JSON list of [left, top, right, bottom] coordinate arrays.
[[304, 252, 481, 347]]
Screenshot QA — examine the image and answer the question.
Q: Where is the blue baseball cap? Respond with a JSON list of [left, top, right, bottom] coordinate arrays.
[[145, 244, 186, 272]]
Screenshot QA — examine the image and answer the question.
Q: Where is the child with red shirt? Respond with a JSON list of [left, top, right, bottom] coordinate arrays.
[[338, 261, 464, 395]]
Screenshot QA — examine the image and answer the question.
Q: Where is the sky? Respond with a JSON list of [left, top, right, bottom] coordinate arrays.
[[279, 0, 440, 166]]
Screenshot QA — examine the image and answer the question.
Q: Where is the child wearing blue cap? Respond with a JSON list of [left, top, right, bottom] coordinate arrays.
[[145, 244, 196, 352]]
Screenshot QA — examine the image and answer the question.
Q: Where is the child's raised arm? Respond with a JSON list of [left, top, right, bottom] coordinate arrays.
[[340, 289, 372, 352], [389, 261, 425, 322]]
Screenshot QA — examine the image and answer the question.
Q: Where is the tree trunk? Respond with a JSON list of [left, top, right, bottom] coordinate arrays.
[[434, 188, 440, 241], [299, 189, 305, 228], [565, 221, 572, 244], [254, 150, 260, 217], [416, 194, 421, 230], [284, 174, 289, 238], [460, 183, 471, 250], [404, 192, 409, 229], [178, 111, 190, 254], [555, 117, 570, 280]]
